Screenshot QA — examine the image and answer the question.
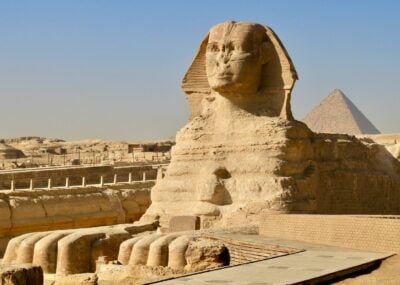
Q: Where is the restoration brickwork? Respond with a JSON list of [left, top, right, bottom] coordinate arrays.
[[260, 214, 400, 253]]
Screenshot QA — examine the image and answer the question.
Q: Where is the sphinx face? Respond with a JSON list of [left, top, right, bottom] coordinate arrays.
[[205, 22, 267, 96]]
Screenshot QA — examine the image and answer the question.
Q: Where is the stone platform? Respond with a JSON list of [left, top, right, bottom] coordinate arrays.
[[150, 235, 391, 285]]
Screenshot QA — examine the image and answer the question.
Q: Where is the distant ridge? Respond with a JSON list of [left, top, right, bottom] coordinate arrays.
[[303, 89, 380, 135]]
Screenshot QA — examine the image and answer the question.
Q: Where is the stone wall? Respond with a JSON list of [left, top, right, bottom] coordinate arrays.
[[0, 182, 153, 255], [0, 165, 158, 190], [260, 214, 400, 253]]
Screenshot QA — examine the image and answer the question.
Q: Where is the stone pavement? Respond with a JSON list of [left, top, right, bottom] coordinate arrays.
[[148, 234, 392, 285]]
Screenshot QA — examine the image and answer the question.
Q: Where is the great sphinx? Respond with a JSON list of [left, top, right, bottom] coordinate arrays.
[[142, 21, 400, 228], [3, 22, 400, 278]]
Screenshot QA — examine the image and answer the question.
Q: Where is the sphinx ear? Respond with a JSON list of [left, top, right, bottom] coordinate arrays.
[[259, 41, 273, 64]]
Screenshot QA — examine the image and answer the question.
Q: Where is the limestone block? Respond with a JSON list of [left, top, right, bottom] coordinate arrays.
[[169, 216, 200, 232], [0, 264, 43, 285]]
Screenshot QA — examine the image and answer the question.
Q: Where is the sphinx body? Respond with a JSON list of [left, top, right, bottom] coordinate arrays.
[[142, 21, 400, 228]]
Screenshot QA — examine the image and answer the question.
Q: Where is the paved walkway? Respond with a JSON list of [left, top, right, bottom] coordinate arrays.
[[149, 234, 392, 285]]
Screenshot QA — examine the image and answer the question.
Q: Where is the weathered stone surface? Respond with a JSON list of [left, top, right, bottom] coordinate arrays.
[[52, 273, 98, 285], [117, 233, 228, 272], [2, 222, 158, 275], [168, 235, 191, 269], [0, 185, 151, 255], [358, 133, 400, 161], [169, 216, 200, 232], [0, 264, 43, 285], [140, 21, 400, 228], [184, 237, 228, 271], [118, 233, 194, 270]]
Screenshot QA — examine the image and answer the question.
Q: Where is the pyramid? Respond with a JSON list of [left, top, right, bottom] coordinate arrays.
[[0, 143, 25, 159], [303, 89, 380, 135]]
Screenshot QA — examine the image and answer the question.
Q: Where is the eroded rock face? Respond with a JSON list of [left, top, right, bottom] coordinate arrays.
[[0, 264, 43, 285], [185, 237, 228, 271], [141, 21, 400, 228]]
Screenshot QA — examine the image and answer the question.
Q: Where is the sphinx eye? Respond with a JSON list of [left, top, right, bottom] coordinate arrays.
[[207, 44, 220, 52]]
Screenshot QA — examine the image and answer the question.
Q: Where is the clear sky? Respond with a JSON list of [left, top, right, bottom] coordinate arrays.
[[1, 0, 399, 140]]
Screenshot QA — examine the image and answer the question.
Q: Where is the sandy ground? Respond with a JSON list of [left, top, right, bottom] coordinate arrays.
[[334, 255, 400, 285]]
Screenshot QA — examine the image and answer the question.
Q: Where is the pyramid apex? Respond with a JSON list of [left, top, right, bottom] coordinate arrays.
[[330, 88, 346, 96]]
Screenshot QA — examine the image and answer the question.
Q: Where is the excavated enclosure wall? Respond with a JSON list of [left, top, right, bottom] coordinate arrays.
[[0, 182, 154, 256], [267, 131, 400, 216], [0, 165, 157, 190]]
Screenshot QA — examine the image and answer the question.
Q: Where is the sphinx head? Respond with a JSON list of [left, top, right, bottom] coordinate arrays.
[[182, 21, 297, 119], [205, 21, 271, 96]]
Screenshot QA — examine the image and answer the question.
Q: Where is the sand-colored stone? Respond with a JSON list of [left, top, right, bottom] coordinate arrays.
[[32, 231, 72, 273], [0, 264, 43, 285], [4, 20, 400, 284], [184, 237, 228, 271], [260, 214, 400, 254], [128, 234, 162, 265], [147, 234, 181, 267], [117, 232, 230, 272], [117, 236, 143, 265], [2, 222, 158, 275], [169, 216, 200, 232], [141, 21, 400, 228], [167, 235, 191, 269], [0, 184, 152, 255], [142, 21, 301, 227]]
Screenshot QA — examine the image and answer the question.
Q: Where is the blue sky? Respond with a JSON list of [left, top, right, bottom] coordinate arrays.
[[0, 0, 399, 140]]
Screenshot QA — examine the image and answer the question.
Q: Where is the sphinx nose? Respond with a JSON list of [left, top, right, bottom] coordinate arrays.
[[218, 51, 230, 64]]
